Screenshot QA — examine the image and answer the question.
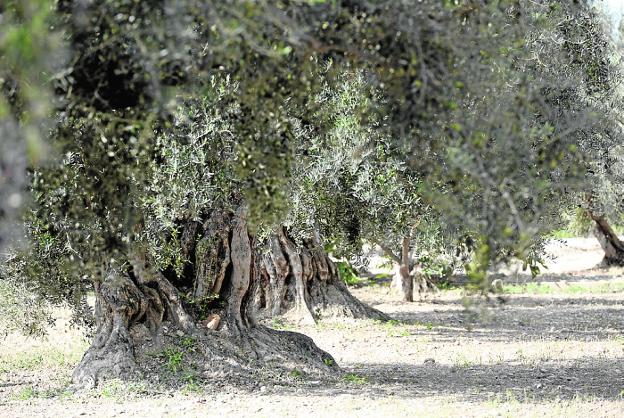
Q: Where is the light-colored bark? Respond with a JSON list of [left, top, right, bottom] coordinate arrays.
[[72, 207, 387, 388], [588, 210, 624, 266], [399, 237, 414, 302]]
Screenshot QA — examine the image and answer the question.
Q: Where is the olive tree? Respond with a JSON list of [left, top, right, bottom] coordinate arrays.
[[2, 0, 618, 388]]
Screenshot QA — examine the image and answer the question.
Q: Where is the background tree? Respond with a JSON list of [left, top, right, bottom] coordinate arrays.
[[528, 3, 624, 266]]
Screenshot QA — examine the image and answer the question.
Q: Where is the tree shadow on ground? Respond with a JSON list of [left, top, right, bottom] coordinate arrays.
[[385, 295, 624, 342], [310, 356, 624, 402]]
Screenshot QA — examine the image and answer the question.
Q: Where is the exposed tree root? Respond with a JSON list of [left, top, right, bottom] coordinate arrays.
[[72, 208, 384, 388]]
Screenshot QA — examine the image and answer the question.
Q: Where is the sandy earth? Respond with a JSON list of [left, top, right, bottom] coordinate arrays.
[[1, 238, 623, 417]]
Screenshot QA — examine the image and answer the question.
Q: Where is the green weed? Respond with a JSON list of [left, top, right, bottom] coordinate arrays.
[[13, 386, 36, 401], [0, 344, 87, 374], [503, 281, 624, 295], [181, 381, 203, 395], [270, 318, 293, 331], [162, 347, 184, 373], [181, 336, 196, 349], [100, 379, 124, 398], [343, 373, 368, 384]]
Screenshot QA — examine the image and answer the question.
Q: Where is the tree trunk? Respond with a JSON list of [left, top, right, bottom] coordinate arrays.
[[392, 262, 438, 300], [399, 237, 414, 302], [255, 228, 389, 323], [72, 207, 386, 388], [587, 210, 624, 266]]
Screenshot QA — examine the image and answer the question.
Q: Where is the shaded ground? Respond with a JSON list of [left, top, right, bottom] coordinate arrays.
[[1, 238, 623, 417]]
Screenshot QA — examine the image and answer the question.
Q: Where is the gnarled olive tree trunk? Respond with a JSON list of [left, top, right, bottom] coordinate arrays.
[[587, 210, 624, 266], [73, 208, 386, 387], [255, 228, 388, 324]]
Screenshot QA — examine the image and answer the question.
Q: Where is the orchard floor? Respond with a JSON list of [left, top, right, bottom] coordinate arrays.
[[1, 238, 624, 417]]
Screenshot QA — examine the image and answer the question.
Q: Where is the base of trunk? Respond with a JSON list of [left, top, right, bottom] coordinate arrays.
[[72, 271, 337, 389], [72, 211, 341, 389], [72, 210, 389, 388], [391, 265, 439, 302], [588, 211, 624, 267], [73, 324, 336, 389], [255, 229, 389, 323]]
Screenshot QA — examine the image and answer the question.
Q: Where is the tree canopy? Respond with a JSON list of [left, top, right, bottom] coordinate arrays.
[[1, 0, 623, 387]]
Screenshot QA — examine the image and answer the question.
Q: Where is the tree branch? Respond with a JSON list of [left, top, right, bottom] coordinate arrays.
[[371, 239, 401, 265]]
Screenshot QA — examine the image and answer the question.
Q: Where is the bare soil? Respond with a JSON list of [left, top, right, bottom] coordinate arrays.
[[1, 238, 623, 417]]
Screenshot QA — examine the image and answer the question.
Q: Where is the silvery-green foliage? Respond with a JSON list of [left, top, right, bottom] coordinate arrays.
[[4, 0, 622, 333], [285, 69, 433, 258], [0, 276, 51, 337], [139, 77, 240, 269], [430, 1, 621, 271]]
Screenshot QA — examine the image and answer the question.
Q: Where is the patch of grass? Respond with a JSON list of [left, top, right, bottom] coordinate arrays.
[[100, 379, 124, 399], [374, 272, 392, 280], [289, 368, 304, 379], [9, 383, 72, 401], [270, 318, 294, 331], [96, 379, 151, 400], [377, 319, 412, 337], [12, 386, 36, 401], [435, 281, 461, 291], [393, 329, 410, 337], [503, 281, 624, 295], [183, 370, 200, 384], [323, 358, 335, 366], [162, 347, 184, 373], [181, 381, 203, 395], [504, 282, 555, 295], [515, 348, 527, 362], [487, 389, 521, 409], [181, 336, 196, 349], [125, 381, 150, 395], [453, 354, 473, 368], [343, 373, 368, 385], [413, 321, 435, 330], [58, 389, 75, 400], [0, 343, 88, 374]]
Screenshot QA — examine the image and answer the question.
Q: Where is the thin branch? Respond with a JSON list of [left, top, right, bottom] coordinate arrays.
[[371, 239, 401, 264]]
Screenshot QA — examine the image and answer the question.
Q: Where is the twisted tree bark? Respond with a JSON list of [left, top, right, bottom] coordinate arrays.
[[73, 207, 386, 388], [255, 227, 388, 323]]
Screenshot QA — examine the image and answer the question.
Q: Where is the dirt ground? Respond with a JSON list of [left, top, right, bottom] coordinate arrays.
[[1, 238, 623, 417]]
